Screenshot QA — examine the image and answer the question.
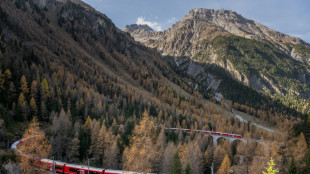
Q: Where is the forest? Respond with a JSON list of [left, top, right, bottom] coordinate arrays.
[[0, 0, 310, 173]]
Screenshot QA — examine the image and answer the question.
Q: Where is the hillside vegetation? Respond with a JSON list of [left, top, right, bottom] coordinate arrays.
[[0, 0, 310, 174], [192, 35, 310, 114]]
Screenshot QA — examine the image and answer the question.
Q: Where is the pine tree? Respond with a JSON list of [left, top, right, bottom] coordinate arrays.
[[18, 117, 51, 174], [170, 152, 182, 174], [262, 158, 279, 174], [287, 156, 297, 174], [185, 163, 192, 174], [20, 75, 29, 94]]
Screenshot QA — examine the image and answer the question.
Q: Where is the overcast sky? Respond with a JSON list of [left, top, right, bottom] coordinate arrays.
[[82, 0, 310, 43]]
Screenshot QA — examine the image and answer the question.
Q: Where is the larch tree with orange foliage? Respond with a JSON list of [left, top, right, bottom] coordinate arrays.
[[18, 117, 51, 174], [122, 112, 159, 173], [217, 155, 231, 174]]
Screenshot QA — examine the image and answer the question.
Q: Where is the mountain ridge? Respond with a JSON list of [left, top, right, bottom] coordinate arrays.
[[125, 8, 310, 61], [125, 8, 310, 114]]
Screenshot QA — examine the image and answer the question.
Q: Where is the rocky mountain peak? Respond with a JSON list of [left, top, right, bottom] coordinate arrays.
[[186, 8, 242, 22], [126, 8, 309, 59], [124, 24, 154, 32]]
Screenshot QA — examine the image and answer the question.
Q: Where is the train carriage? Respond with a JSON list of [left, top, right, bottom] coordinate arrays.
[[39, 159, 67, 173], [65, 164, 105, 174]]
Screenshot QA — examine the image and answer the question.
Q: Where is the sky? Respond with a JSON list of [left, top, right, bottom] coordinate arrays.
[[81, 0, 310, 43]]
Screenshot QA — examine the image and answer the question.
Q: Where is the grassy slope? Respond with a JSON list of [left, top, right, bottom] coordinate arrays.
[[193, 35, 310, 115]]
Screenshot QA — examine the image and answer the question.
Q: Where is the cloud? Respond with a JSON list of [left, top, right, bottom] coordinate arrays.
[[168, 17, 177, 24], [136, 17, 162, 31]]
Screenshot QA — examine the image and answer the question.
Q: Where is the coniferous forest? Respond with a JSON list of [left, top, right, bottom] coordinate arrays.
[[0, 0, 310, 174]]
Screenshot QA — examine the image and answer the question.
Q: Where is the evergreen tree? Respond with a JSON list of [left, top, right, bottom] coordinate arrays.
[[262, 158, 279, 174], [170, 152, 182, 174], [287, 156, 297, 174], [185, 163, 192, 174]]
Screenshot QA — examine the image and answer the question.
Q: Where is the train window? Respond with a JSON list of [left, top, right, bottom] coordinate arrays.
[[89, 172, 100, 174], [69, 168, 80, 173], [55, 166, 63, 170]]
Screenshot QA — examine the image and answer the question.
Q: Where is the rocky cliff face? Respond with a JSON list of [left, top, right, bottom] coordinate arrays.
[[125, 8, 309, 61], [125, 8, 310, 101]]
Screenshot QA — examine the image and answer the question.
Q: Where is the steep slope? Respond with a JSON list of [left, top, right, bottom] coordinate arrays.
[[125, 8, 310, 114], [0, 0, 193, 141]]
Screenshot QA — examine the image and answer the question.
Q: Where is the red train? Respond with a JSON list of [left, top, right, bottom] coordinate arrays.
[[39, 159, 126, 174], [12, 140, 128, 174], [166, 128, 243, 138]]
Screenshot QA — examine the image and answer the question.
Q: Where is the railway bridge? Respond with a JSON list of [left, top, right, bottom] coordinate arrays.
[[165, 128, 266, 146]]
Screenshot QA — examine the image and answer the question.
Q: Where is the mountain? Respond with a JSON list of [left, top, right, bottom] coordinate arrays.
[[125, 8, 310, 114], [125, 8, 310, 61], [1, 0, 310, 173]]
